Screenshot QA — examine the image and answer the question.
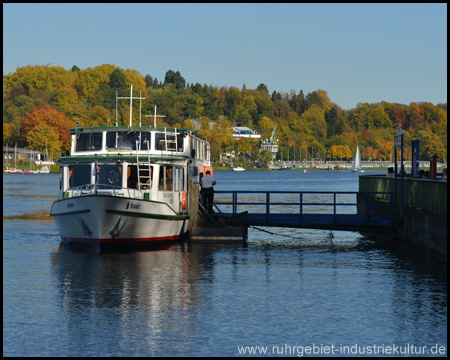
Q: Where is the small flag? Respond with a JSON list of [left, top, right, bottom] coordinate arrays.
[[92, 156, 99, 184]]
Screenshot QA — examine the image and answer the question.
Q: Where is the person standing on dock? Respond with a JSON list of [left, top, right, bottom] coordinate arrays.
[[201, 171, 216, 213]]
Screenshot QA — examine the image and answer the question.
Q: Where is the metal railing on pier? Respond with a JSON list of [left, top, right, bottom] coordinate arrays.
[[210, 190, 396, 232]]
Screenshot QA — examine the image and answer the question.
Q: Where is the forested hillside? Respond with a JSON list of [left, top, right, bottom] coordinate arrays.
[[3, 64, 447, 163]]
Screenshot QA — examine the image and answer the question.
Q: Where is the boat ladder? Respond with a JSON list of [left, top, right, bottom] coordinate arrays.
[[164, 127, 178, 151], [136, 139, 152, 191]]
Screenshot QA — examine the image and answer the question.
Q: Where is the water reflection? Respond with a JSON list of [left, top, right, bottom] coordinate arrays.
[[50, 243, 232, 355], [3, 193, 58, 199], [49, 235, 447, 356], [3, 210, 54, 222]]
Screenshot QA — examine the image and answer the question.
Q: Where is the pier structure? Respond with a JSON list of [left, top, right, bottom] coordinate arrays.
[[189, 176, 446, 262], [359, 174, 447, 261], [189, 187, 396, 243]]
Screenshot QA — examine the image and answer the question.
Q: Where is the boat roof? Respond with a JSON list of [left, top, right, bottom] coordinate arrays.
[[58, 154, 189, 163], [69, 126, 191, 134]]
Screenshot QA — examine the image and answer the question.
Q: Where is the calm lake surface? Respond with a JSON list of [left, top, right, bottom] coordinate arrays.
[[3, 171, 447, 357]]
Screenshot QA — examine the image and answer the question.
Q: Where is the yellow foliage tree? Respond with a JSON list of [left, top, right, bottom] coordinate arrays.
[[183, 119, 194, 131], [89, 106, 111, 127], [123, 69, 146, 93], [331, 145, 352, 160], [26, 124, 61, 160], [3, 123, 11, 144], [3, 65, 77, 94]]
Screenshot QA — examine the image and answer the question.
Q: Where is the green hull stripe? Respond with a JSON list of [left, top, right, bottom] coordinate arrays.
[[51, 209, 91, 216], [105, 209, 188, 221]]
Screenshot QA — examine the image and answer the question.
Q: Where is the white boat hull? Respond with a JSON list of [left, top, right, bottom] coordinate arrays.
[[51, 195, 189, 250]]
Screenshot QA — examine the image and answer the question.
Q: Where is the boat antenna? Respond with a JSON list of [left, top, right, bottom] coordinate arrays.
[[144, 105, 165, 128], [116, 85, 146, 127]]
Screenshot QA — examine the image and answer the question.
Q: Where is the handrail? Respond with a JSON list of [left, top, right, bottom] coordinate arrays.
[[212, 190, 396, 219], [64, 183, 147, 199]]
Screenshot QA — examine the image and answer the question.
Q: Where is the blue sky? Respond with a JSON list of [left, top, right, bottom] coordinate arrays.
[[3, 3, 447, 109]]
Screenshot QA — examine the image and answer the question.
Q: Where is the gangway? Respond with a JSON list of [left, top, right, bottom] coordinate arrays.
[[208, 190, 396, 232]]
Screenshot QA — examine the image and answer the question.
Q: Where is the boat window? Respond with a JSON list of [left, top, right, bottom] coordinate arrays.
[[174, 167, 183, 191], [140, 132, 151, 150], [159, 165, 174, 191], [96, 164, 123, 189], [105, 131, 151, 151], [68, 164, 91, 188], [155, 132, 183, 151], [126, 164, 153, 189], [75, 133, 102, 152]]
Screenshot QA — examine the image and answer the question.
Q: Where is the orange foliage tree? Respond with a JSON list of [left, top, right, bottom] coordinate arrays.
[[21, 105, 76, 151]]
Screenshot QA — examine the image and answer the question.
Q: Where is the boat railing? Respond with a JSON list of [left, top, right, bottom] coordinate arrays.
[[64, 183, 148, 199]]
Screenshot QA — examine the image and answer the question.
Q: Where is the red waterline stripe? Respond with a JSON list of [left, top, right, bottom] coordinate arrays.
[[62, 235, 180, 244]]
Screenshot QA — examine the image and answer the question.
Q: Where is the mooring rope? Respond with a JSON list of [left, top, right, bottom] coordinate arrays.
[[249, 225, 334, 242], [249, 225, 305, 240]]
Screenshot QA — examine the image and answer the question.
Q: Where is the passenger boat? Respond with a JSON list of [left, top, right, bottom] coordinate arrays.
[[50, 87, 212, 251]]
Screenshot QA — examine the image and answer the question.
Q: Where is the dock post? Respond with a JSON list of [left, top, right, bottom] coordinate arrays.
[[188, 177, 200, 239]]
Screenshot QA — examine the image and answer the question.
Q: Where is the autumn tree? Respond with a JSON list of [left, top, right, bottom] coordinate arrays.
[[26, 124, 61, 160], [299, 104, 327, 142], [21, 105, 75, 151], [3, 123, 11, 144], [224, 87, 241, 121], [88, 105, 111, 127], [183, 119, 194, 131], [330, 145, 352, 161]]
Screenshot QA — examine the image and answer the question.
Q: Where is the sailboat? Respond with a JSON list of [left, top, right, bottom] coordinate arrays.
[[351, 146, 364, 173]]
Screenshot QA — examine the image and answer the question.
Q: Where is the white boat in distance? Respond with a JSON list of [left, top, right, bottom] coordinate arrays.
[[351, 146, 364, 173], [232, 166, 245, 171], [50, 86, 212, 251]]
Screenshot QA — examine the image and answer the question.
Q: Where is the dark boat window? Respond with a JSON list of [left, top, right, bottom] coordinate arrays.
[[68, 164, 91, 188], [127, 164, 153, 189], [75, 133, 102, 151], [155, 132, 183, 151], [106, 131, 151, 150], [96, 164, 123, 189]]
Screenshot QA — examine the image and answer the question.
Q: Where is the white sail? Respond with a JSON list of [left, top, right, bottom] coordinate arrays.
[[351, 146, 362, 172]]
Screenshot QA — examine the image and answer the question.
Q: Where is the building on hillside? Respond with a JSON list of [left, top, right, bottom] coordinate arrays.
[[3, 146, 43, 164], [232, 127, 261, 139]]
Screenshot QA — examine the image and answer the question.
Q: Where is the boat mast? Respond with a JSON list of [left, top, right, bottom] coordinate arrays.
[[116, 85, 146, 127], [145, 105, 165, 128]]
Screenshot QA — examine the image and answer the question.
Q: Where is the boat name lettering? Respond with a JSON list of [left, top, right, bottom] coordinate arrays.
[[67, 202, 74, 208], [126, 201, 141, 210], [163, 193, 173, 199]]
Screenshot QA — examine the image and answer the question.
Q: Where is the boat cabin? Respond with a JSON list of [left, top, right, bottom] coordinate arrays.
[[58, 126, 212, 208]]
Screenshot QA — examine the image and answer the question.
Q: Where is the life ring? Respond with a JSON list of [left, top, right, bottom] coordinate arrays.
[[182, 190, 187, 209], [107, 170, 120, 185]]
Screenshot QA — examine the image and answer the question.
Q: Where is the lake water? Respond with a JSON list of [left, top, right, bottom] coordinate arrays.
[[3, 171, 447, 357]]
